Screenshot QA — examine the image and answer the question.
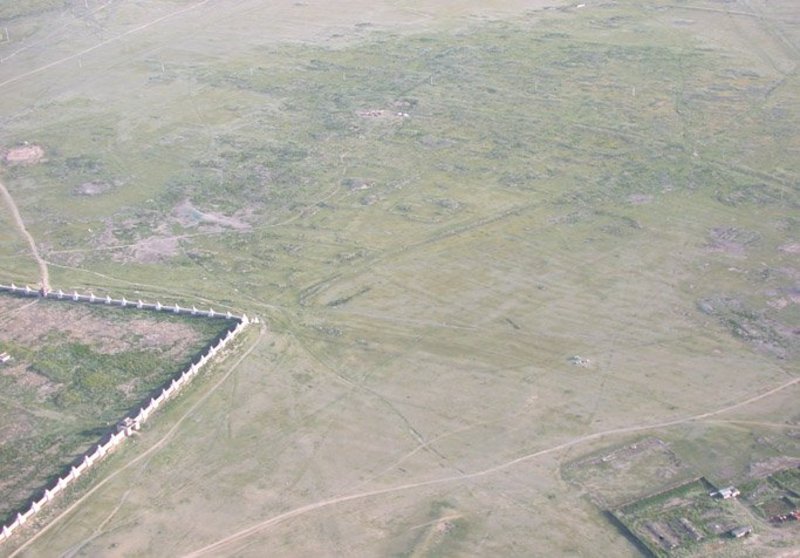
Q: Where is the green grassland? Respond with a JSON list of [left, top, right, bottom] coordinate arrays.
[[0, 0, 799, 556]]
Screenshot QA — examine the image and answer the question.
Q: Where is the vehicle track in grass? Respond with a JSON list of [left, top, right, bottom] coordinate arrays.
[[0, 0, 213, 90], [183, 374, 800, 557], [0, 179, 49, 291], [8, 326, 265, 558]]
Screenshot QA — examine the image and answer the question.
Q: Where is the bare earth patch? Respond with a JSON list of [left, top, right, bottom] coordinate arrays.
[[0, 297, 206, 357], [130, 235, 181, 263], [779, 242, 800, 254], [2, 144, 45, 165], [172, 199, 252, 231], [767, 297, 789, 310]]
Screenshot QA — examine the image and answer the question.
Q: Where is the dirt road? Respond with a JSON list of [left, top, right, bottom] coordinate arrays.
[[0, 178, 50, 290], [181, 375, 800, 556]]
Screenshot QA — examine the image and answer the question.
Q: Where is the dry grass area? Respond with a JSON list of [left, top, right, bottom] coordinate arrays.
[[0, 0, 799, 557]]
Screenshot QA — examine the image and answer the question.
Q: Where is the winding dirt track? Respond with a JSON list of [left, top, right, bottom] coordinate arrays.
[[0, 178, 49, 290], [182, 374, 800, 557]]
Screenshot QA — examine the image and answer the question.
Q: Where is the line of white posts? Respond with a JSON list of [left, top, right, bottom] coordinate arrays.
[[0, 284, 247, 322], [0, 284, 250, 544]]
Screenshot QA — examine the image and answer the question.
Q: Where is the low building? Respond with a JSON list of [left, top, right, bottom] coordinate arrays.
[[730, 525, 752, 538], [0, 352, 11, 364], [713, 486, 740, 499], [568, 355, 591, 367], [116, 417, 140, 436]]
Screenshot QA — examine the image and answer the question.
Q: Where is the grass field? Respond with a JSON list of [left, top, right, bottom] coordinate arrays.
[[0, 0, 799, 556]]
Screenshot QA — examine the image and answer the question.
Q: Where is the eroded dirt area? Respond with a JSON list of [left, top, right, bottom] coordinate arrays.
[[2, 144, 44, 166], [0, 296, 206, 356]]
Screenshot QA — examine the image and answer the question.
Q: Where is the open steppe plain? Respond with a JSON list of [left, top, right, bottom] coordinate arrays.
[[0, 0, 799, 556]]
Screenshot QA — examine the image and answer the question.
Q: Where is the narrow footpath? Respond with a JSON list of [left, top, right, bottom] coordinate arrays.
[[0, 178, 50, 291]]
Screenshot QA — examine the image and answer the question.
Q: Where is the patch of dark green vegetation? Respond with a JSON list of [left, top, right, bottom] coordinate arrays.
[[772, 468, 800, 495], [326, 286, 371, 307]]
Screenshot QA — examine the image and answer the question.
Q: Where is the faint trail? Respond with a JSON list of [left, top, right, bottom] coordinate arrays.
[[0, 1, 113, 64], [44, 192, 335, 256], [45, 261, 239, 310], [9, 326, 265, 558], [334, 308, 479, 332], [702, 419, 799, 430], [409, 512, 463, 558], [348, 409, 530, 494], [0, 391, 68, 422], [183, 375, 800, 557], [408, 513, 462, 533], [0, 0, 212, 90], [60, 489, 131, 558], [664, 4, 767, 19], [296, 202, 530, 307], [0, 298, 38, 323], [0, 179, 49, 290]]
